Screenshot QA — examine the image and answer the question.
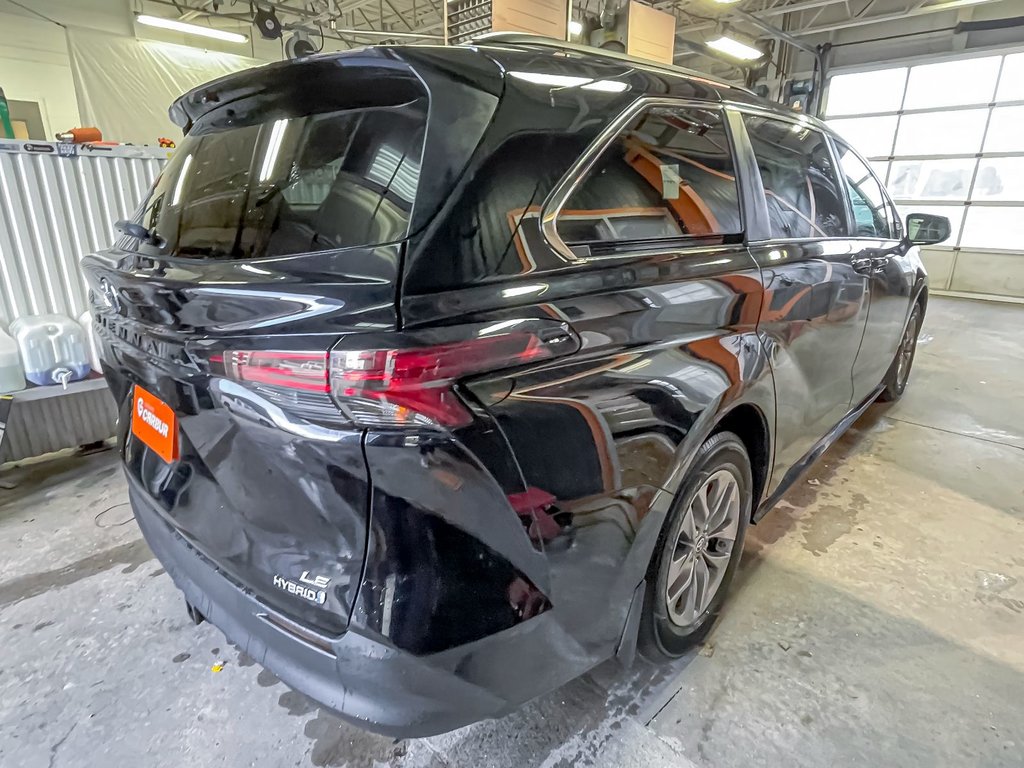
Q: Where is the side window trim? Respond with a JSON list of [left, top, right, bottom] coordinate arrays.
[[724, 107, 772, 242], [539, 96, 745, 263], [824, 131, 858, 239]]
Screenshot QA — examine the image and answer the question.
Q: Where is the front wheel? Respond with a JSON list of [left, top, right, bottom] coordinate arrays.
[[640, 431, 752, 659], [878, 304, 922, 402]]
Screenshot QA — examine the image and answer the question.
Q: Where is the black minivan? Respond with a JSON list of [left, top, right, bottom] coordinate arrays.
[[83, 33, 950, 737]]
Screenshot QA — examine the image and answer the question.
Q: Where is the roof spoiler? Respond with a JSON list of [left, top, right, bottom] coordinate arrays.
[[168, 49, 414, 134]]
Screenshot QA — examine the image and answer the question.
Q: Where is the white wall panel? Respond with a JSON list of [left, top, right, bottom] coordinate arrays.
[[920, 248, 955, 290], [949, 250, 1024, 296], [0, 140, 169, 325]]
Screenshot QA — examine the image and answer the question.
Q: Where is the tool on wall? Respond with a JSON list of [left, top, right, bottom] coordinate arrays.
[[55, 127, 104, 144]]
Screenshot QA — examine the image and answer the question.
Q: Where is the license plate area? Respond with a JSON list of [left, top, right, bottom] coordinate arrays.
[[131, 384, 179, 463]]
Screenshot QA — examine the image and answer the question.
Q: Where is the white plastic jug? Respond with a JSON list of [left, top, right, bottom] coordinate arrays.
[[10, 314, 91, 388], [79, 310, 102, 374], [0, 327, 26, 394]]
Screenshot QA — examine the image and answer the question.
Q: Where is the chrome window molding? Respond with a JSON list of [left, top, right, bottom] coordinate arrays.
[[539, 96, 738, 264]]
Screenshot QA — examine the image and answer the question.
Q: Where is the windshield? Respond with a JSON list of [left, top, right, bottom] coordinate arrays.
[[134, 97, 427, 260]]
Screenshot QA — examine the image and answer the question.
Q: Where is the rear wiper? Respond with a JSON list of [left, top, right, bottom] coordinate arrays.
[[115, 219, 166, 248]]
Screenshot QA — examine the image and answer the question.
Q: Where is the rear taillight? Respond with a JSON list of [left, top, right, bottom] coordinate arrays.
[[330, 332, 557, 428], [214, 321, 578, 430], [221, 350, 329, 392]]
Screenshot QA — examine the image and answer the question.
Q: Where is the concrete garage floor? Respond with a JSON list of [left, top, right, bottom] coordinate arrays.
[[1, 295, 1022, 768]]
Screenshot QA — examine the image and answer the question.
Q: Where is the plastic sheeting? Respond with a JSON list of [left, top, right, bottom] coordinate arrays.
[[67, 27, 262, 145]]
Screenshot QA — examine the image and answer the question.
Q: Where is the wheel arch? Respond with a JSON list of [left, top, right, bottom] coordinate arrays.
[[710, 402, 772, 517], [916, 283, 929, 316]]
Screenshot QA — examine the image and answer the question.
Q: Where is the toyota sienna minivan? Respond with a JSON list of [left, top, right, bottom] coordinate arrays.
[[83, 33, 950, 736]]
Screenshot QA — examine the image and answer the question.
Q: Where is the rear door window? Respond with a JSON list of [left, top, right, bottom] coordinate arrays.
[[553, 105, 743, 252], [742, 115, 847, 239], [136, 98, 427, 259]]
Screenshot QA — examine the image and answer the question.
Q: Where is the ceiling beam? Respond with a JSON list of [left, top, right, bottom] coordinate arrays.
[[146, 0, 444, 40], [789, 0, 968, 35], [730, 7, 818, 53]]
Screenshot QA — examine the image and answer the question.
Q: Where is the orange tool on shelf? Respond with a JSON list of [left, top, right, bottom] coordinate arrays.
[[55, 127, 104, 144]]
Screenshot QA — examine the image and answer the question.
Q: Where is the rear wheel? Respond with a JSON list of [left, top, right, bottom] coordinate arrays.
[[879, 304, 922, 402], [640, 431, 752, 659]]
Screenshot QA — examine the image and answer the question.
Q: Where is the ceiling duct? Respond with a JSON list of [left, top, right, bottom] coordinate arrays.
[[586, 1, 676, 64], [955, 15, 1024, 33]]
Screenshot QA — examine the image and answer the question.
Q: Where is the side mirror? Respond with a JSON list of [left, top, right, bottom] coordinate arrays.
[[905, 213, 951, 246]]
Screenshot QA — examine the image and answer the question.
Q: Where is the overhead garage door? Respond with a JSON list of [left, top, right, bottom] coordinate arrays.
[[826, 50, 1024, 300]]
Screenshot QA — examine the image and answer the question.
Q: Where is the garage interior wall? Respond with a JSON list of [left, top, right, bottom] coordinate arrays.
[[0, 0, 347, 143], [0, 12, 82, 140], [67, 27, 262, 145], [826, 49, 1024, 301]]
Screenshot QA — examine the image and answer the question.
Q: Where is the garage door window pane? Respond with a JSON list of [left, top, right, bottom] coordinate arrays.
[[894, 109, 988, 155], [828, 115, 898, 158], [960, 206, 1024, 250], [983, 106, 1024, 153], [974, 158, 1024, 201], [888, 159, 976, 201], [826, 68, 907, 116], [896, 204, 964, 245], [995, 53, 1024, 102], [903, 56, 1001, 109], [871, 161, 890, 185]]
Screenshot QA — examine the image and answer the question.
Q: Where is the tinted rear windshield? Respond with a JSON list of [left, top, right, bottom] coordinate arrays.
[[135, 96, 427, 259]]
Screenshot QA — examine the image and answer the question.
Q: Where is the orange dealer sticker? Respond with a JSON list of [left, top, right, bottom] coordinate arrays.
[[131, 384, 179, 463]]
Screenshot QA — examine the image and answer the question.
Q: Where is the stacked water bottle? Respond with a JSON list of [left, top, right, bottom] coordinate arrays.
[[0, 312, 102, 395]]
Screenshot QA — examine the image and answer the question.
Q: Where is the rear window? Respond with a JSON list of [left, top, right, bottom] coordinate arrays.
[[136, 98, 427, 259]]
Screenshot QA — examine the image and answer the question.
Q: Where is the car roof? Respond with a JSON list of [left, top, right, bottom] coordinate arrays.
[[464, 34, 828, 128], [170, 37, 818, 135], [469, 33, 750, 96]]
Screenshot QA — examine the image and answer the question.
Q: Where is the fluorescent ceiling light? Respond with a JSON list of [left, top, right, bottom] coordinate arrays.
[[171, 154, 193, 206], [502, 283, 547, 298], [569, 20, 584, 35], [509, 71, 591, 87], [136, 14, 248, 43], [706, 35, 763, 61], [582, 80, 629, 92], [259, 119, 289, 182], [509, 72, 628, 92]]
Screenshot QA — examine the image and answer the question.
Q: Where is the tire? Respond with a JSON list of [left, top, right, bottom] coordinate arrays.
[[878, 303, 922, 403], [639, 431, 752, 660]]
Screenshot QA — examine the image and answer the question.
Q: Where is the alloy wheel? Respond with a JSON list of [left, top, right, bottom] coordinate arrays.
[[665, 468, 742, 627], [896, 310, 919, 389]]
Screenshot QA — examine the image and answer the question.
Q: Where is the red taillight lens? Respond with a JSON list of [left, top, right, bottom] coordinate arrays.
[[222, 350, 330, 392], [331, 330, 572, 428], [215, 323, 578, 430]]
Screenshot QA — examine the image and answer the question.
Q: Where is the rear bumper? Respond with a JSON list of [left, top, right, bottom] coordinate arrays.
[[130, 482, 509, 737]]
